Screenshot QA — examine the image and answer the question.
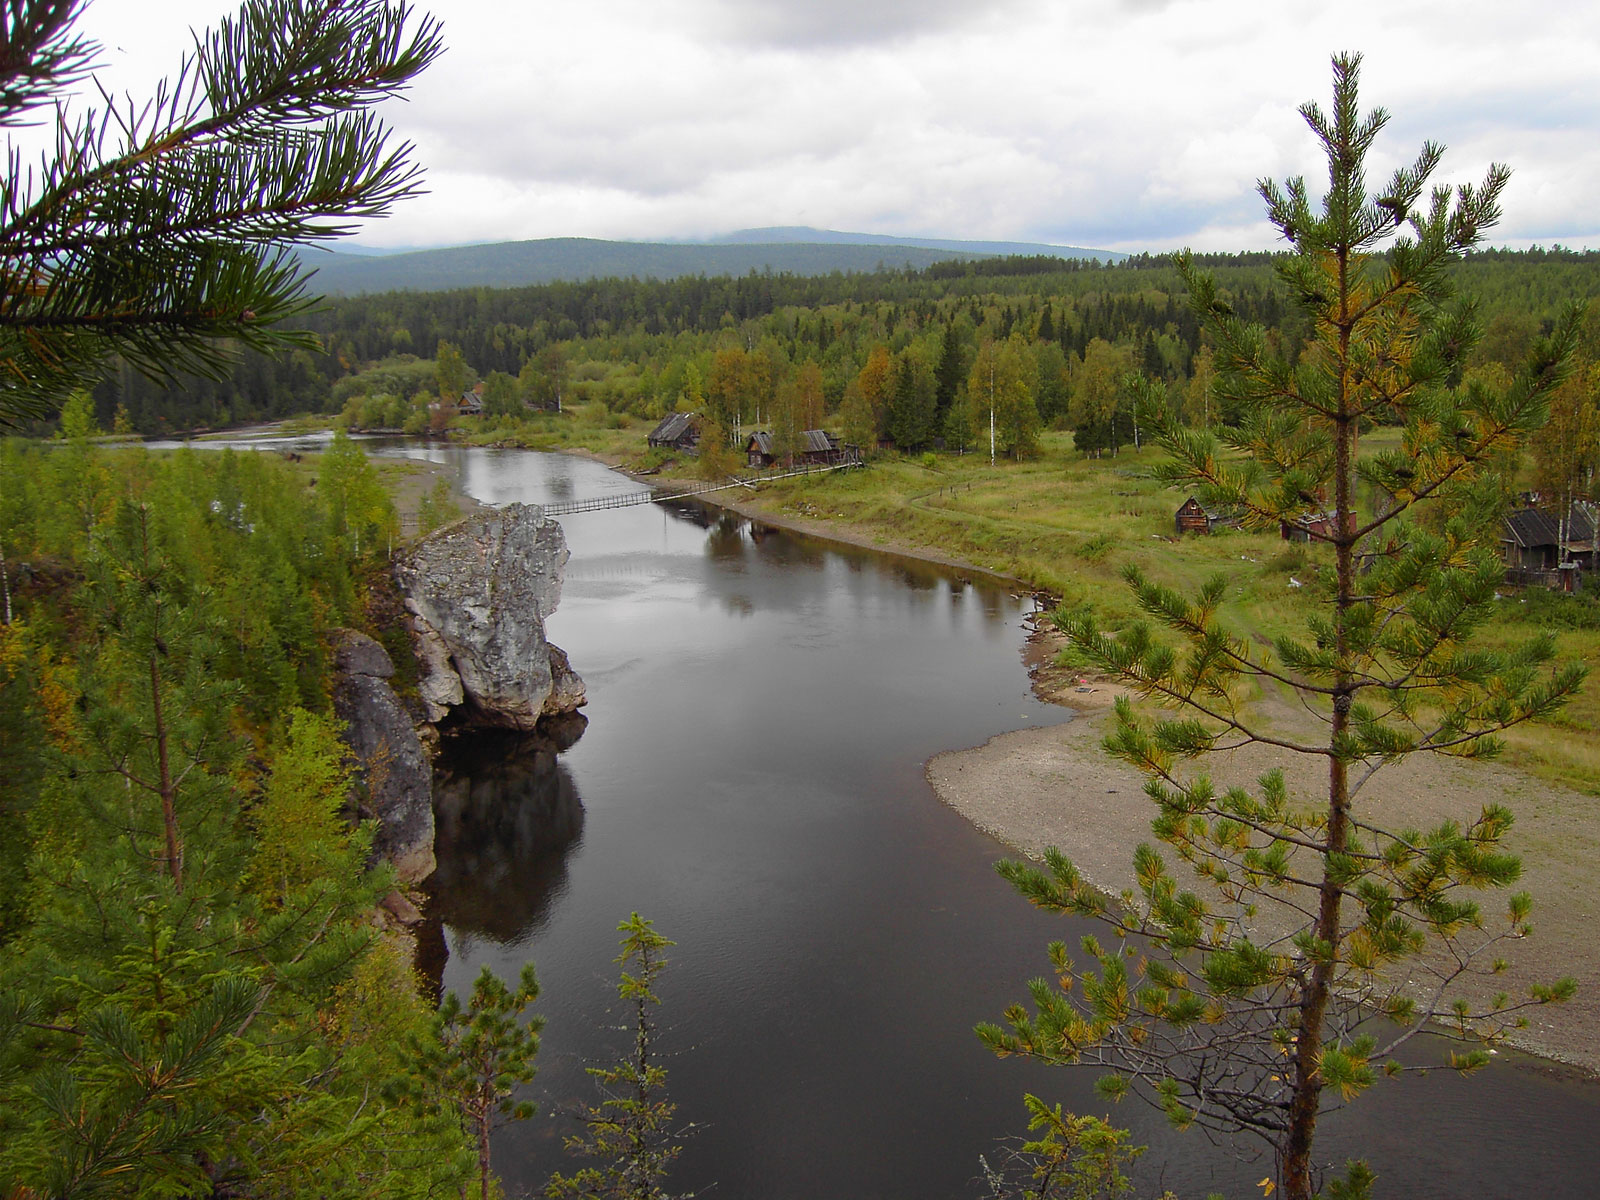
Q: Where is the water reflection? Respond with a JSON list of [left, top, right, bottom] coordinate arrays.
[[659, 498, 714, 528], [424, 720, 587, 952], [541, 456, 576, 500], [704, 514, 748, 564]]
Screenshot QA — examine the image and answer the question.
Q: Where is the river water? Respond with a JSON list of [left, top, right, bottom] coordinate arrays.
[[170, 434, 1600, 1197]]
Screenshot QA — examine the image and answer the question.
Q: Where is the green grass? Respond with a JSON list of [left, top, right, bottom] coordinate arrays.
[[452, 402, 651, 459]]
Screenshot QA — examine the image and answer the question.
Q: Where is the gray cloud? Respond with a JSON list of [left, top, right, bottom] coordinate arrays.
[[692, 0, 1004, 47], [319, 0, 1600, 251]]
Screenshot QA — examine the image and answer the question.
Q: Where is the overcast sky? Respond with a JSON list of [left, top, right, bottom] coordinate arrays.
[[58, 0, 1600, 253]]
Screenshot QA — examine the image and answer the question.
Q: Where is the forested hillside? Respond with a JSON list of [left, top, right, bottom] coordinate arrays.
[[293, 229, 1122, 295], [82, 248, 1600, 444]]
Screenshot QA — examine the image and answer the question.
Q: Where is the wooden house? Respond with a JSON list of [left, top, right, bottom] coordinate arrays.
[[455, 383, 484, 417], [746, 429, 863, 469], [800, 429, 863, 466], [647, 411, 700, 453], [1502, 504, 1597, 572], [1175, 497, 1222, 535], [746, 430, 776, 468]]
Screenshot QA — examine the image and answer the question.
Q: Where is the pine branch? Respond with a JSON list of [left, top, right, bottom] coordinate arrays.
[[0, 0, 442, 423]]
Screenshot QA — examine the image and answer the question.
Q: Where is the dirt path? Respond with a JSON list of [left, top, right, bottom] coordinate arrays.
[[929, 625, 1600, 1075]]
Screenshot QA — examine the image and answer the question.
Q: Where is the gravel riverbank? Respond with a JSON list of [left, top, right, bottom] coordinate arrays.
[[928, 624, 1600, 1076]]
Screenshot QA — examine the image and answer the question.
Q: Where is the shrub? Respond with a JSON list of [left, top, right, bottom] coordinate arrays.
[[1075, 532, 1115, 563]]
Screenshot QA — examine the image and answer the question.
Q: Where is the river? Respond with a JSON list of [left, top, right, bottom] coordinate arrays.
[[170, 434, 1600, 1198]]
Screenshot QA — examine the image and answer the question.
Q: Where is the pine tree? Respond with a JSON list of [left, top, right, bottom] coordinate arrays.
[[979, 1096, 1141, 1200], [0, 0, 442, 423], [935, 321, 966, 420], [0, 449, 469, 1196], [547, 915, 689, 1200], [435, 964, 544, 1200], [981, 54, 1583, 1200], [886, 350, 937, 451]]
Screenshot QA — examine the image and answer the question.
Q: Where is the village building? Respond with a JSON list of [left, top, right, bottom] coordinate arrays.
[[1175, 497, 1224, 536], [1501, 504, 1596, 589], [455, 381, 484, 417], [745, 430, 775, 468], [647, 411, 701, 453], [746, 429, 863, 469]]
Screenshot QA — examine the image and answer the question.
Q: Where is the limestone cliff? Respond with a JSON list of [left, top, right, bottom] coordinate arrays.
[[394, 503, 586, 731], [329, 630, 436, 884]]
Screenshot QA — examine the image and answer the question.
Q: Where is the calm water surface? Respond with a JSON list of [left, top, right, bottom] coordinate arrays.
[[181, 436, 1600, 1198]]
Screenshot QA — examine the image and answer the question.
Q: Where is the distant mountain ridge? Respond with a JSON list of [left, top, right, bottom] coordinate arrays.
[[704, 226, 1119, 260], [298, 229, 1123, 295]]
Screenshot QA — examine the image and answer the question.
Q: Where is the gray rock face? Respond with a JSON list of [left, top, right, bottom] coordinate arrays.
[[545, 643, 588, 716], [330, 630, 436, 884], [394, 502, 586, 731]]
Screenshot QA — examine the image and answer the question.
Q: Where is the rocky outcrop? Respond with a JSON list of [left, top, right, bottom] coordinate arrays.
[[330, 630, 436, 884], [545, 644, 588, 717], [394, 503, 586, 731]]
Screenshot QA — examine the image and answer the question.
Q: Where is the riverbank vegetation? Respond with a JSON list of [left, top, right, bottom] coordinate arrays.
[[0, 433, 492, 1193], [0, 432, 691, 1196]]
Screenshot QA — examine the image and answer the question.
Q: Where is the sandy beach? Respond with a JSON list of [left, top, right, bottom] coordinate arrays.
[[928, 623, 1600, 1075]]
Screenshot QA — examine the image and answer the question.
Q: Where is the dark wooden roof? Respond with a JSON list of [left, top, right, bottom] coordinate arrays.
[[800, 429, 837, 454], [1177, 496, 1219, 519], [747, 430, 836, 456], [1503, 506, 1595, 548], [648, 412, 697, 443]]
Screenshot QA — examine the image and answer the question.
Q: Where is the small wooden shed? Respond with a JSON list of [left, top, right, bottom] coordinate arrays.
[[746, 430, 776, 468], [800, 429, 862, 467], [746, 429, 862, 469], [1175, 497, 1221, 535], [647, 411, 700, 453]]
